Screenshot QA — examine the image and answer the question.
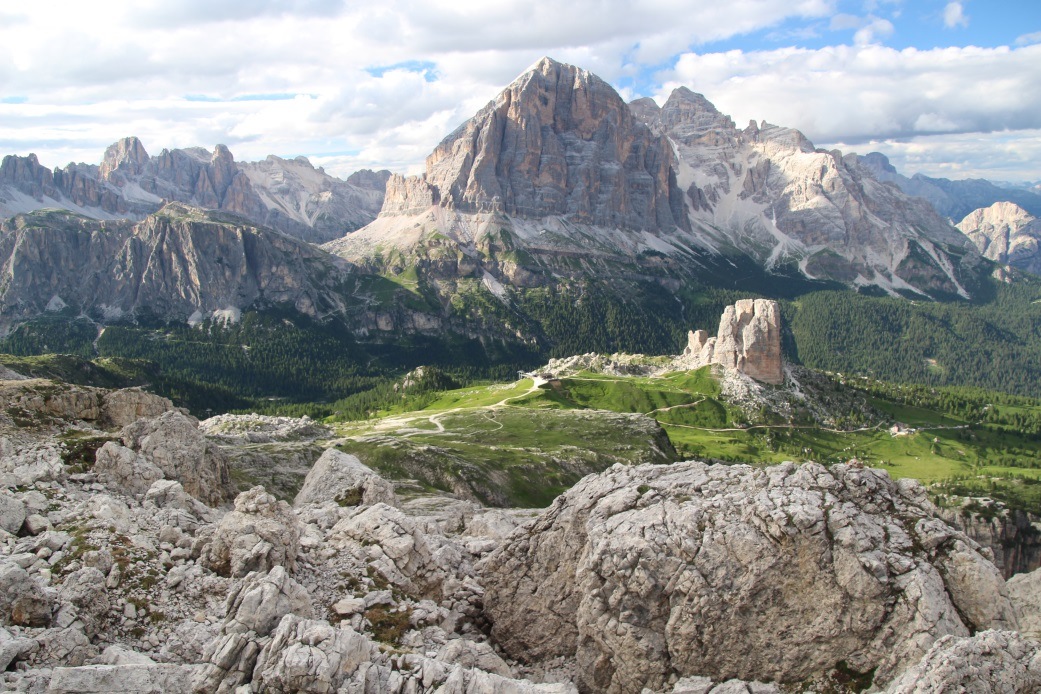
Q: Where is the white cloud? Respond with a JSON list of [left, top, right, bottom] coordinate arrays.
[[1016, 31, 1041, 46], [0, 0, 1037, 184], [835, 129, 1041, 183], [657, 44, 1041, 146], [943, 2, 969, 29]]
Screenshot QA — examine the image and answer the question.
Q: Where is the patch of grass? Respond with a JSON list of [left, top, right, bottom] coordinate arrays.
[[364, 605, 412, 645]]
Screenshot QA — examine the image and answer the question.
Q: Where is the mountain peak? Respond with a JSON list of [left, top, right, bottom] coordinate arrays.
[[100, 136, 150, 182]]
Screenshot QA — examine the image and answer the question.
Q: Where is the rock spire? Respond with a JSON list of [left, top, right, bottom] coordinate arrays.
[[681, 298, 783, 384]]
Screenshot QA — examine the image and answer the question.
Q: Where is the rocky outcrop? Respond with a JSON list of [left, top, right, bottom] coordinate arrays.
[[193, 566, 313, 693], [120, 410, 236, 506], [1007, 567, 1041, 637], [294, 448, 396, 508], [0, 561, 53, 627], [0, 204, 360, 330], [481, 461, 1015, 693], [936, 504, 1041, 578], [0, 139, 389, 243], [200, 487, 302, 578], [385, 57, 686, 233], [884, 630, 1041, 693], [957, 202, 1041, 275], [680, 299, 783, 384]]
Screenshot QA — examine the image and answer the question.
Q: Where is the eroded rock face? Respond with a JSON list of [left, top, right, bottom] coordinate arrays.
[[382, 57, 687, 233], [680, 299, 783, 384], [121, 410, 236, 507], [1007, 567, 1041, 637], [957, 202, 1041, 275], [201, 487, 301, 578], [481, 461, 1015, 693], [294, 448, 396, 508], [193, 566, 313, 693], [884, 630, 1041, 693]]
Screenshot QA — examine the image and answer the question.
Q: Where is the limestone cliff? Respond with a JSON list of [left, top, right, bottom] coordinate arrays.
[[0, 138, 389, 243], [637, 88, 979, 297], [956, 202, 1041, 275], [680, 298, 783, 384], [0, 204, 358, 330], [333, 59, 982, 301]]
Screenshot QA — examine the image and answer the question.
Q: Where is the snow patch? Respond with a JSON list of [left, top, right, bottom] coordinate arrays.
[[45, 295, 67, 312]]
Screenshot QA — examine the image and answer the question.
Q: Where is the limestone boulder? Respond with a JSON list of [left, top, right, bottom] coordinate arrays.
[[1007, 566, 1041, 637], [884, 630, 1041, 693], [481, 461, 1015, 693], [0, 560, 53, 627], [121, 410, 236, 506], [100, 388, 174, 428], [251, 614, 373, 693], [193, 566, 313, 693], [0, 492, 27, 534], [55, 568, 110, 638], [331, 503, 469, 600], [93, 442, 164, 497], [46, 664, 202, 694], [294, 448, 395, 508], [201, 487, 301, 578]]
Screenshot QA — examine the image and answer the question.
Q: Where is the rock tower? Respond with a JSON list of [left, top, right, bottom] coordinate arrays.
[[682, 298, 783, 384]]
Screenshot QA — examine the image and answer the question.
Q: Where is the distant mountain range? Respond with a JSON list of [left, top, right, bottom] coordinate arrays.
[[0, 137, 389, 243], [855, 151, 1041, 221], [3, 57, 1041, 404]]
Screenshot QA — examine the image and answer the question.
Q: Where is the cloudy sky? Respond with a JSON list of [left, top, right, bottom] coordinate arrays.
[[1, 0, 1039, 182]]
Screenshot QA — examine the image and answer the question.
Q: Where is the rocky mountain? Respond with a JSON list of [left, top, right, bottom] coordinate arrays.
[[677, 298, 783, 384], [329, 58, 982, 301], [0, 138, 390, 243], [854, 152, 1041, 222], [0, 204, 360, 333], [956, 202, 1041, 275], [2, 374, 1039, 693]]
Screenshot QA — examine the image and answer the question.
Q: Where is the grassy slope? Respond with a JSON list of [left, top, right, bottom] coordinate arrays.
[[335, 365, 1041, 511]]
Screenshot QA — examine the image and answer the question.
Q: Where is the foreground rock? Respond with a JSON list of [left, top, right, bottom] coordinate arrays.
[[885, 630, 1041, 693], [482, 461, 1015, 692]]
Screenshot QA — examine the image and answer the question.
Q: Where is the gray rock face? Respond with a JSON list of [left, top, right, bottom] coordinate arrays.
[[330, 503, 471, 601], [251, 614, 372, 693], [193, 566, 313, 693], [957, 202, 1041, 275], [100, 389, 174, 428], [120, 411, 236, 507], [681, 299, 783, 384], [0, 493, 27, 534], [884, 630, 1041, 693], [0, 204, 358, 331], [55, 568, 110, 638], [0, 561, 53, 627], [294, 448, 396, 508], [0, 138, 389, 243], [201, 487, 301, 578], [384, 57, 687, 234], [94, 442, 165, 497], [481, 461, 1015, 693], [46, 664, 202, 694], [1007, 567, 1041, 637]]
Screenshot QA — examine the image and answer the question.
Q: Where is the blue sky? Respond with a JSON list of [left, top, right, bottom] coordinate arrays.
[[0, 1, 1039, 182]]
